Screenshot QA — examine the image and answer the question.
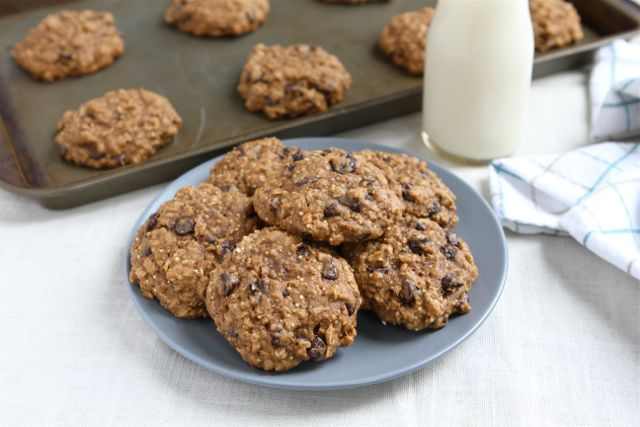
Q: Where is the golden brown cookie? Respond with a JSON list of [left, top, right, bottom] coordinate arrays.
[[358, 150, 457, 229], [164, 0, 270, 37], [253, 148, 404, 245], [205, 228, 361, 371], [55, 89, 182, 169], [207, 138, 304, 196], [238, 44, 352, 119], [129, 183, 257, 318], [378, 7, 435, 75], [530, 0, 584, 53], [12, 10, 124, 82], [346, 218, 478, 331]]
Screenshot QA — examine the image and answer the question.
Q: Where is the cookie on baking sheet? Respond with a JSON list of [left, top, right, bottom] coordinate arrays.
[[378, 7, 435, 75], [358, 150, 457, 229], [346, 218, 478, 331], [207, 138, 304, 196], [12, 10, 124, 82], [253, 148, 403, 245], [530, 0, 584, 53], [129, 183, 257, 319], [238, 44, 352, 119], [164, 0, 270, 37], [205, 228, 361, 372], [55, 88, 182, 169]]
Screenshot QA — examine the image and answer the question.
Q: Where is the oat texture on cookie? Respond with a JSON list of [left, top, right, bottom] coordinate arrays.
[[164, 0, 270, 37], [253, 148, 403, 245], [530, 0, 584, 53], [129, 183, 257, 318], [347, 218, 478, 331], [55, 89, 182, 169], [12, 10, 124, 82], [205, 228, 361, 371], [378, 7, 435, 75], [238, 44, 352, 119], [208, 137, 304, 196]]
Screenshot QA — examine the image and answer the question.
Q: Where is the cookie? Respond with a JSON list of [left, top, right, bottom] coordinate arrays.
[[12, 10, 124, 82], [238, 44, 352, 119], [208, 138, 303, 196], [164, 0, 270, 37], [358, 151, 457, 229], [530, 0, 584, 53], [253, 148, 403, 245], [205, 228, 361, 371], [346, 218, 478, 331], [129, 183, 257, 318], [378, 7, 435, 75], [55, 89, 182, 169]]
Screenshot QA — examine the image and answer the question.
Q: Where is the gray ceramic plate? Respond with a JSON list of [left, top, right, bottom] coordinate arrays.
[[125, 138, 508, 391]]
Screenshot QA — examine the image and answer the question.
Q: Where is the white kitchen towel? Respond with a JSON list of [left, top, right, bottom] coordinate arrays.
[[591, 40, 640, 141], [489, 142, 640, 280]]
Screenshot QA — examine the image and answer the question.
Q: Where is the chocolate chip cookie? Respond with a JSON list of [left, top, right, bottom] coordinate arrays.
[[346, 218, 478, 331], [253, 149, 403, 245], [208, 138, 304, 196], [55, 88, 182, 169], [129, 183, 257, 318], [238, 44, 352, 119], [359, 150, 457, 229], [378, 7, 435, 75], [12, 10, 124, 82], [164, 0, 270, 37], [530, 0, 584, 53], [205, 228, 361, 371]]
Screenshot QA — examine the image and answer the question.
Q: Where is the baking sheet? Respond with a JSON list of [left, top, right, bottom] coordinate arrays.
[[0, 0, 639, 208]]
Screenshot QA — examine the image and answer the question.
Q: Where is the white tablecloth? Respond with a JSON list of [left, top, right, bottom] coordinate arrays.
[[1, 72, 638, 427]]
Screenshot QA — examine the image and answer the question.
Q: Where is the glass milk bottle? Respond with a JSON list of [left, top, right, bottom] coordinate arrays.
[[422, 0, 534, 162]]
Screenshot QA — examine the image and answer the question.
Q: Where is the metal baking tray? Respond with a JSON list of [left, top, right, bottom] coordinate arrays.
[[1, 0, 639, 208]]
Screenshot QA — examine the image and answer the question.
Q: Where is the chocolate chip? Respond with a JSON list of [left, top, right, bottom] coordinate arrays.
[[442, 274, 463, 295], [220, 273, 240, 296], [338, 195, 361, 213], [287, 163, 296, 173], [447, 232, 460, 247], [146, 213, 159, 231], [330, 153, 357, 174], [441, 245, 457, 260], [345, 303, 356, 316], [141, 244, 152, 257], [296, 244, 310, 257], [323, 202, 340, 218], [57, 52, 73, 64], [308, 336, 327, 361], [427, 201, 442, 217], [220, 240, 235, 256], [415, 221, 427, 231], [174, 217, 195, 235], [302, 233, 314, 243], [271, 334, 282, 347], [292, 150, 304, 161], [408, 238, 430, 255], [249, 279, 267, 294], [321, 260, 338, 280], [282, 288, 290, 298], [400, 279, 417, 305], [402, 184, 416, 202], [294, 176, 318, 187]]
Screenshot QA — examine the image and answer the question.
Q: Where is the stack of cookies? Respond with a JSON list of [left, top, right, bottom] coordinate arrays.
[[129, 138, 479, 372]]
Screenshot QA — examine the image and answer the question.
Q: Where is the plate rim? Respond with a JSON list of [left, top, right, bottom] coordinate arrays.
[[125, 137, 509, 391]]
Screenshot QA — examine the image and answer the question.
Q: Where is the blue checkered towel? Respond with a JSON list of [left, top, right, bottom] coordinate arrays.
[[489, 143, 640, 280], [591, 40, 640, 141]]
